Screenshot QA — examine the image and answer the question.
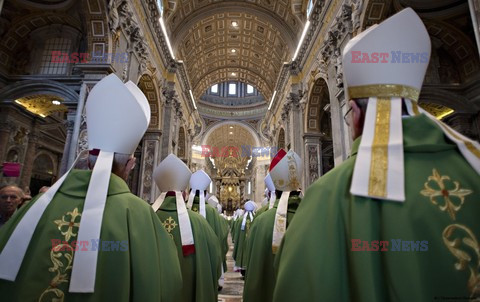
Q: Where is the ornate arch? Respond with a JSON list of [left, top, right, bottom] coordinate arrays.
[[201, 120, 262, 148], [305, 77, 331, 136], [138, 74, 161, 129]]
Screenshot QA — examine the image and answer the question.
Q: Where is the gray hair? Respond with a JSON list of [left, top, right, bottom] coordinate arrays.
[[353, 97, 408, 115], [0, 184, 25, 198], [88, 153, 132, 172]]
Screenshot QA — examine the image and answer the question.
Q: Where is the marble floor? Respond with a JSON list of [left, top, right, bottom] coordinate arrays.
[[218, 234, 243, 302]]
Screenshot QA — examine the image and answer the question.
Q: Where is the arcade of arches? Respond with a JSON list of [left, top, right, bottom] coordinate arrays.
[[0, 0, 479, 211]]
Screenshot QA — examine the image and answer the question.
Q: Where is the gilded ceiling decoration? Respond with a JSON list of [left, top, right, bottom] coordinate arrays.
[[419, 102, 454, 120], [163, 1, 307, 101], [15, 95, 68, 118]]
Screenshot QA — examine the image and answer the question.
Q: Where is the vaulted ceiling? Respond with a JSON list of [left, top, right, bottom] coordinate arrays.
[[205, 123, 256, 150], [162, 0, 308, 101]]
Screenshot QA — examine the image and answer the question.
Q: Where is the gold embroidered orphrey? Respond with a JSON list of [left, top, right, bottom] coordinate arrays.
[[442, 224, 480, 298], [368, 98, 391, 198], [421, 170, 479, 298], [53, 208, 82, 241], [420, 169, 472, 220], [40, 208, 82, 302], [162, 216, 178, 239]]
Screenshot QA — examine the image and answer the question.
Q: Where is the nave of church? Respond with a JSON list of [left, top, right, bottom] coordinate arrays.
[[0, 0, 480, 301]]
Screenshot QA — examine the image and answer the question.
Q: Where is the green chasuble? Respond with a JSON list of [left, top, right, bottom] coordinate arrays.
[[255, 205, 269, 218], [155, 196, 222, 302], [243, 196, 301, 302], [0, 170, 182, 302], [231, 217, 241, 243], [191, 196, 229, 271], [273, 114, 480, 302], [232, 214, 254, 269]]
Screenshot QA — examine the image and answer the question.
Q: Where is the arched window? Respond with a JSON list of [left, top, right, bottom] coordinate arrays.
[[38, 38, 72, 75]]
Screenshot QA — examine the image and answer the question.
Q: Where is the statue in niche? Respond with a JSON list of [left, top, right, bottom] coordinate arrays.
[[12, 127, 28, 145], [108, 0, 121, 45], [351, 0, 364, 33], [334, 48, 344, 88]]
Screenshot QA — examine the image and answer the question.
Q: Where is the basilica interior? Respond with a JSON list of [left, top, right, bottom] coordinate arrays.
[[0, 0, 479, 210]]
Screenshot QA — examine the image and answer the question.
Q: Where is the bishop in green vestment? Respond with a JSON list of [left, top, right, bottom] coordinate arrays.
[[191, 193, 229, 272], [232, 201, 256, 273], [273, 8, 480, 302], [243, 149, 303, 302], [274, 114, 480, 301], [155, 194, 222, 302], [0, 74, 183, 301], [0, 170, 182, 301], [243, 194, 301, 302]]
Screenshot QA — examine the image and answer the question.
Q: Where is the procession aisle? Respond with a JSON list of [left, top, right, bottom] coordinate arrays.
[[218, 233, 243, 302]]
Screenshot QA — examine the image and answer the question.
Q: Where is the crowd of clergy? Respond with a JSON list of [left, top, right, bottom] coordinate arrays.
[[0, 7, 479, 302]]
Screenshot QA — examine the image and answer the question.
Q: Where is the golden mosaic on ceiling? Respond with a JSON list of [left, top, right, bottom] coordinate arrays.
[[419, 102, 455, 120], [15, 94, 68, 118]]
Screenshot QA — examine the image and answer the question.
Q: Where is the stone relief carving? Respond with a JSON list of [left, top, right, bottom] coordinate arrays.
[[320, 3, 353, 64], [107, 0, 121, 45], [334, 48, 344, 88], [351, 0, 364, 34], [141, 140, 155, 201], [161, 84, 177, 106], [308, 145, 319, 183], [118, 1, 150, 74]]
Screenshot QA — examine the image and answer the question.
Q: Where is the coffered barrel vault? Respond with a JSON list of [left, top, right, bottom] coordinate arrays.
[[163, 1, 308, 101]]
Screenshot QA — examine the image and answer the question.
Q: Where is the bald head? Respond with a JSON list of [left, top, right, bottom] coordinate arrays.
[[0, 185, 24, 218]]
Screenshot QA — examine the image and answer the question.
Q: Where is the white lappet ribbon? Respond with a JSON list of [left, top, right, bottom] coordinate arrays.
[[241, 211, 254, 231], [70, 150, 114, 292], [272, 191, 290, 254], [268, 191, 276, 209], [350, 97, 405, 202], [0, 150, 87, 282], [186, 190, 206, 218], [152, 191, 195, 255], [0, 149, 115, 293]]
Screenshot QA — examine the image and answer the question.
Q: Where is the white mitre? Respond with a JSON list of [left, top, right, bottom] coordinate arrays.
[[343, 7, 480, 201], [269, 149, 302, 253], [151, 154, 195, 256], [0, 74, 150, 293], [244, 200, 257, 212], [241, 200, 256, 230], [187, 170, 211, 218], [264, 173, 276, 209]]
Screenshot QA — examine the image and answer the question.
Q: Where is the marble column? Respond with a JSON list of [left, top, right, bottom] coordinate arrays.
[[160, 84, 176, 161], [59, 118, 75, 176], [68, 83, 87, 168], [254, 163, 266, 206], [139, 129, 162, 202], [304, 133, 322, 186], [286, 90, 306, 189], [0, 121, 12, 164], [468, 0, 480, 58], [20, 130, 38, 188]]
